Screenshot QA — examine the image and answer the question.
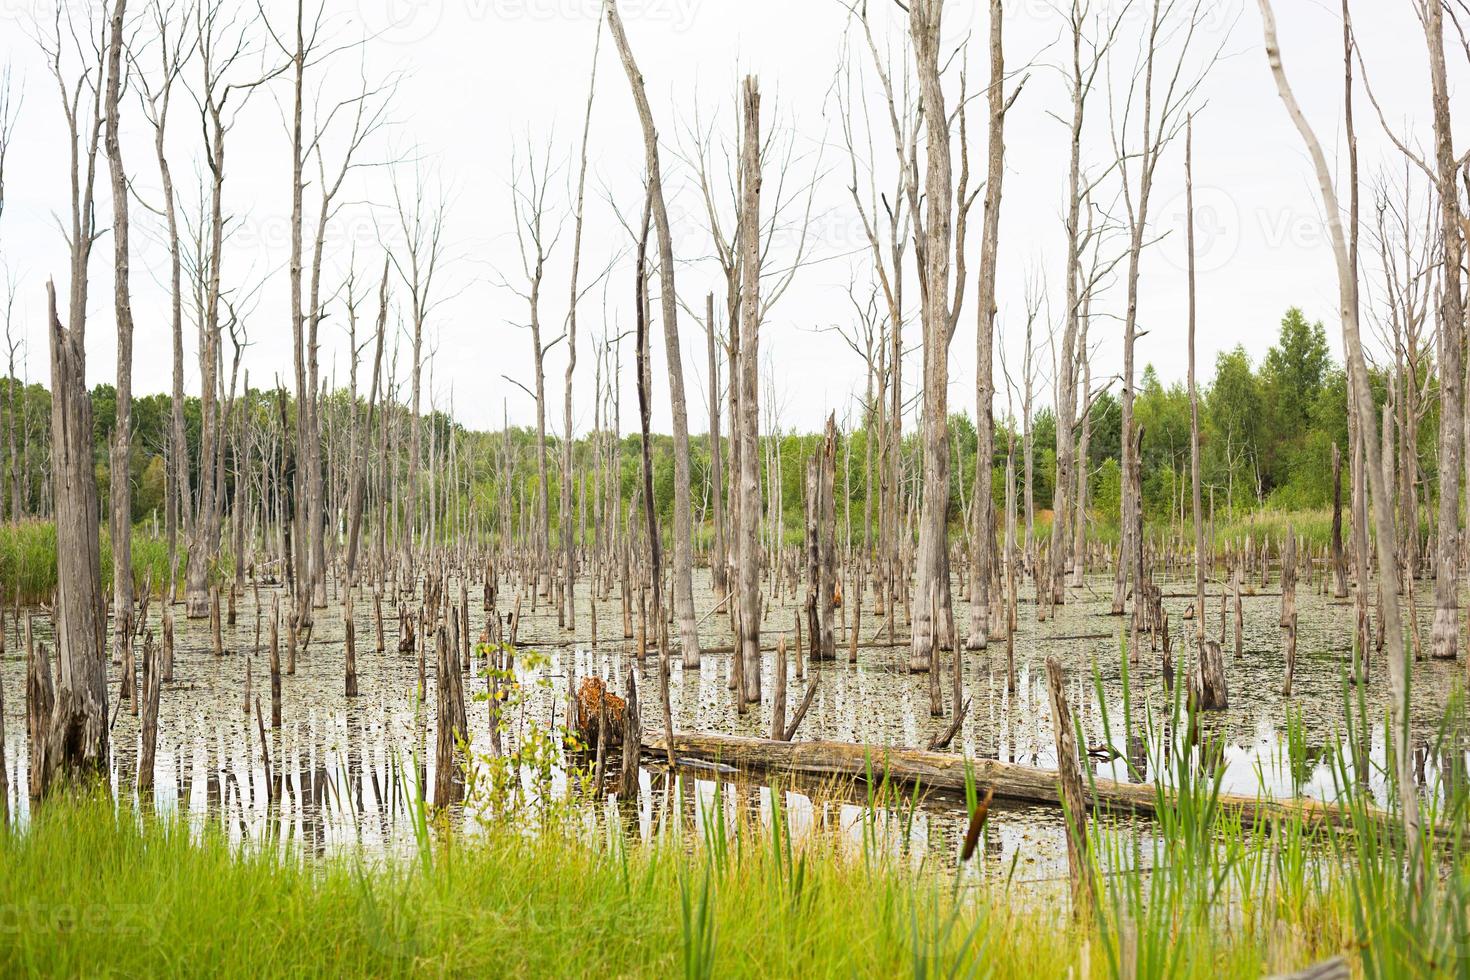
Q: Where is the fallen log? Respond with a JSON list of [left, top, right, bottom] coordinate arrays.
[[1266, 956, 1348, 980], [643, 731, 1397, 833]]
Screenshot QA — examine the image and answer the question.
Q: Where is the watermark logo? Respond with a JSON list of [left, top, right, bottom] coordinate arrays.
[[1160, 184, 1242, 274], [357, 0, 444, 45]]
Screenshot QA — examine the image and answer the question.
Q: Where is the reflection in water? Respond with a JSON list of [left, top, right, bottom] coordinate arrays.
[[2, 570, 1466, 866]]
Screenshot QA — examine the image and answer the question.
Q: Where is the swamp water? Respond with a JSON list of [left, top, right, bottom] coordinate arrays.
[[1, 566, 1465, 881]]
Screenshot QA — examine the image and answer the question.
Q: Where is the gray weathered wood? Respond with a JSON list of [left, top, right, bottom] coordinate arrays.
[[1046, 656, 1091, 910]]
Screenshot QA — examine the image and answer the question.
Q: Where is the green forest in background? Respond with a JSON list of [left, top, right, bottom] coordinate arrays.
[[0, 307, 1426, 544]]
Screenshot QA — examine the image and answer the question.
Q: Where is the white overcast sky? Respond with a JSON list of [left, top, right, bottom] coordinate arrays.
[[0, 0, 1460, 434]]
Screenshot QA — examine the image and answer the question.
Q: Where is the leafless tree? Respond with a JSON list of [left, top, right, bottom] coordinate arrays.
[[0, 61, 22, 523], [389, 162, 447, 574], [181, 0, 275, 619], [1366, 164, 1435, 577], [1108, 0, 1218, 618], [104, 0, 137, 709], [605, 0, 701, 665], [262, 0, 392, 616], [1048, 0, 1128, 609], [1418, 0, 1463, 660], [906, 0, 978, 672], [969, 0, 1027, 649], [561, 21, 603, 633], [130, 0, 194, 599], [343, 256, 388, 584], [1258, 0, 1418, 870], [36, 2, 110, 792], [502, 139, 563, 599], [1186, 115, 1203, 649], [677, 79, 823, 607], [736, 75, 763, 701], [838, 4, 918, 642]]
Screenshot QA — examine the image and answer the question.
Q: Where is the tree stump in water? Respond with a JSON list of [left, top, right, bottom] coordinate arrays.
[[619, 667, 640, 796], [344, 591, 358, 698], [433, 624, 465, 809], [1045, 656, 1091, 913], [574, 676, 627, 749], [1193, 639, 1229, 710], [139, 631, 161, 791]]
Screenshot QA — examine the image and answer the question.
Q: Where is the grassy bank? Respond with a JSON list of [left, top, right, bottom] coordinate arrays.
[[0, 793, 1058, 977], [0, 520, 195, 604], [0, 790, 1353, 979], [0, 508, 1345, 605]]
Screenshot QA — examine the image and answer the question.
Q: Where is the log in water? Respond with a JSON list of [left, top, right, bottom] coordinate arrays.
[[646, 730, 1397, 833]]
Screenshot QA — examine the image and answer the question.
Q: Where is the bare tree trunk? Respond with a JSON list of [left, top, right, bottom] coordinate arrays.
[[104, 0, 134, 705], [736, 76, 764, 702], [0, 70, 15, 525], [632, 197, 669, 708], [346, 260, 389, 583], [562, 24, 600, 636], [1424, 0, 1464, 660], [45, 279, 107, 792], [1331, 440, 1348, 597], [4, 327, 18, 524], [806, 415, 837, 662], [1113, 32, 1156, 619], [133, 9, 190, 600], [1259, 0, 1418, 868], [969, 0, 1011, 650], [514, 150, 553, 599], [1051, 0, 1116, 605], [908, 0, 973, 671], [185, 11, 243, 619], [39, 10, 109, 792], [1186, 117, 1204, 649], [1110, 0, 1207, 618], [284, 1, 312, 619], [1070, 291, 1095, 588], [0, 639, 6, 823], [605, 0, 700, 666], [706, 292, 727, 597]]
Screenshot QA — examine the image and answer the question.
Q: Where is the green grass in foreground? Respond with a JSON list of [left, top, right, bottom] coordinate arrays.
[[0, 782, 1372, 980], [0, 792, 1080, 978]]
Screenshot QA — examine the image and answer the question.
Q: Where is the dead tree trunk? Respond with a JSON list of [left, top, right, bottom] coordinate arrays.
[[104, 0, 134, 699], [1110, 0, 1206, 618], [706, 292, 727, 597], [908, 0, 973, 671], [1259, 0, 1418, 865], [632, 196, 665, 685], [45, 279, 108, 792], [1186, 116, 1204, 650], [605, 0, 701, 667], [735, 75, 764, 702], [184, 17, 243, 620], [1052, 1, 1117, 607], [138, 630, 161, 790], [1331, 441, 1348, 597], [0, 633, 6, 822], [969, 0, 1015, 649], [1424, 0, 1464, 661], [1045, 657, 1091, 913], [1193, 639, 1229, 710], [805, 416, 837, 662], [562, 27, 600, 634], [345, 259, 388, 583], [433, 624, 464, 808]]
